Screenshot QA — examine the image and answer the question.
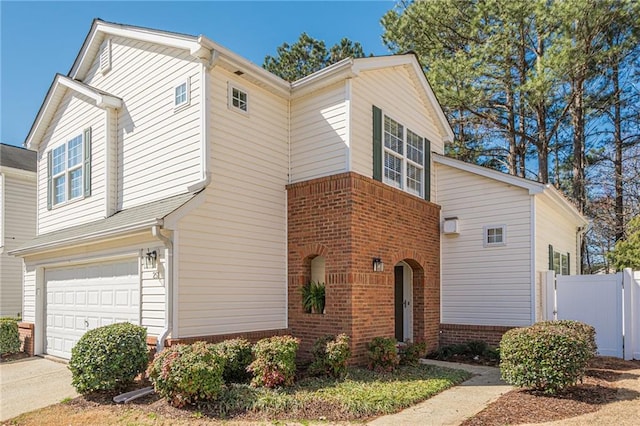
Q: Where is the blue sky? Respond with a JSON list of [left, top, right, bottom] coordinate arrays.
[[0, 1, 395, 147]]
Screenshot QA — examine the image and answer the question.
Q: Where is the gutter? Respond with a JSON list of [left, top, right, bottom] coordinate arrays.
[[152, 225, 173, 352]]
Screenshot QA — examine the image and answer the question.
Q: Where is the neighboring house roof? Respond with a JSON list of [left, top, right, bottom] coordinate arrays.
[[10, 191, 200, 256], [433, 153, 588, 226], [0, 143, 37, 172]]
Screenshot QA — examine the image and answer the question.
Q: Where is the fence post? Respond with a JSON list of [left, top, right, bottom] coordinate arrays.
[[625, 268, 639, 361], [543, 270, 556, 321]]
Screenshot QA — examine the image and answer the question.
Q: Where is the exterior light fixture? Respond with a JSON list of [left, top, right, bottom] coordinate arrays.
[[373, 257, 384, 272], [144, 250, 158, 270]]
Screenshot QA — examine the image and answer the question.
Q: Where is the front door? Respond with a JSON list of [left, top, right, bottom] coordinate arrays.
[[394, 262, 413, 342]]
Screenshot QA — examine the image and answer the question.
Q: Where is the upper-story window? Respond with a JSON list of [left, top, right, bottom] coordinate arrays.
[[228, 83, 249, 114], [47, 128, 91, 209], [174, 78, 190, 109], [484, 225, 507, 247], [383, 115, 425, 197]]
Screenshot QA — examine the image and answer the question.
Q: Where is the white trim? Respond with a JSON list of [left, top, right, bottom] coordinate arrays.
[[50, 133, 85, 207], [0, 173, 4, 247], [345, 78, 352, 171], [58, 76, 122, 109], [172, 229, 180, 338], [483, 224, 507, 247], [530, 195, 536, 324], [543, 184, 589, 226], [163, 190, 207, 229], [0, 166, 37, 180]]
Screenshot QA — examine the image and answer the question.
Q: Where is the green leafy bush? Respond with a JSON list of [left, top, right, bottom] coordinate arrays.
[[309, 334, 351, 378], [69, 322, 148, 394], [499, 320, 597, 394], [399, 341, 427, 366], [248, 335, 299, 388], [366, 337, 399, 372], [0, 319, 21, 355], [213, 338, 253, 383], [147, 341, 225, 407], [301, 281, 326, 313]]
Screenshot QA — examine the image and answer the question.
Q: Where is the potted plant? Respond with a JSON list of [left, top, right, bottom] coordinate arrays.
[[302, 281, 325, 314]]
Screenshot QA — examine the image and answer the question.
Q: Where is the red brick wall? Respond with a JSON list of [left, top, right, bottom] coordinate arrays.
[[439, 323, 515, 347], [18, 322, 34, 356], [164, 329, 290, 348], [287, 172, 441, 365]]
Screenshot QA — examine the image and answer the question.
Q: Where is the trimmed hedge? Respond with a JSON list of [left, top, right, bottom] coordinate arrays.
[[309, 334, 351, 379], [148, 341, 226, 407], [248, 335, 299, 388], [69, 322, 148, 394], [500, 320, 597, 394], [0, 319, 21, 355], [399, 341, 427, 366], [213, 338, 253, 383]]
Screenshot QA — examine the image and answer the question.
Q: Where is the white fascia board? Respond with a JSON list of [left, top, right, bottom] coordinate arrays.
[[9, 219, 162, 257], [25, 75, 121, 150], [542, 184, 589, 226], [0, 166, 36, 180], [199, 36, 290, 97], [434, 153, 545, 194], [291, 57, 354, 94], [163, 190, 207, 229]]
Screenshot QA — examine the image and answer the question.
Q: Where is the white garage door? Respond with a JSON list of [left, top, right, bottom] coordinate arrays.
[[45, 259, 140, 359]]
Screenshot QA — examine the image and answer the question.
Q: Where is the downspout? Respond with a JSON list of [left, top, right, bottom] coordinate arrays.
[[152, 225, 173, 352], [187, 50, 218, 193], [576, 223, 589, 275]]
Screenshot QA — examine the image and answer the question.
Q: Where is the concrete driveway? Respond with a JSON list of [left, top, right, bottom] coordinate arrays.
[[0, 357, 78, 422]]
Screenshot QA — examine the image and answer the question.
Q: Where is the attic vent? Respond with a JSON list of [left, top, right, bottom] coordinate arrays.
[[100, 39, 112, 74], [234, 70, 244, 76]]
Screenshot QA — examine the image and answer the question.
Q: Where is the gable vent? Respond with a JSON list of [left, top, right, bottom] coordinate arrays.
[[99, 39, 112, 74]]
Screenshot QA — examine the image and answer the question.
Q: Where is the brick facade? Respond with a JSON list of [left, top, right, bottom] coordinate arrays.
[[439, 323, 515, 347], [287, 172, 441, 364], [18, 322, 34, 356]]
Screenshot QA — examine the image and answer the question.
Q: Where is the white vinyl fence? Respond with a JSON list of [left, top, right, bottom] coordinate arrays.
[[541, 268, 638, 360]]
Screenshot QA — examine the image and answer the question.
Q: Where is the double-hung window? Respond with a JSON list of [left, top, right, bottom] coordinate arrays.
[[47, 128, 91, 209], [383, 115, 425, 197]]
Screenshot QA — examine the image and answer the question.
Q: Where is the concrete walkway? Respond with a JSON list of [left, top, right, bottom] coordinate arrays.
[[368, 359, 512, 426], [0, 356, 78, 422]]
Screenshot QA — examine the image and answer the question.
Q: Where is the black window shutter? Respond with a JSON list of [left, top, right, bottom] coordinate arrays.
[[372, 105, 382, 181], [47, 151, 52, 210], [83, 127, 92, 197], [566, 252, 571, 275], [424, 138, 431, 201], [548, 244, 554, 271]]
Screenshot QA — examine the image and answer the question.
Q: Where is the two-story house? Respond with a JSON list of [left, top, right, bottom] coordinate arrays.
[[11, 20, 451, 362], [0, 144, 37, 318], [13, 19, 586, 362]]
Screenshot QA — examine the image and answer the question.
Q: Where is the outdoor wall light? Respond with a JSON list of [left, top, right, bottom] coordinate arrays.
[[373, 257, 384, 272], [144, 250, 158, 270]]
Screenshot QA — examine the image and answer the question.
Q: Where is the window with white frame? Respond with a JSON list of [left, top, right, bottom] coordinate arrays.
[[383, 115, 424, 197], [483, 225, 506, 247], [551, 247, 570, 275], [228, 84, 248, 113], [174, 78, 190, 109], [52, 135, 83, 205]]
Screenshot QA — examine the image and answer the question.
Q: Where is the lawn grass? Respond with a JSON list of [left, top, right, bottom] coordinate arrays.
[[6, 363, 471, 425]]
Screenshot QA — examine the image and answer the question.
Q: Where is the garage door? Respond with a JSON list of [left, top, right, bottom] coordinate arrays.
[[45, 259, 140, 359]]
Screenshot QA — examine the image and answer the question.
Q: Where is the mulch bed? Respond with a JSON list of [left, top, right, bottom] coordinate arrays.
[[0, 352, 30, 363], [461, 357, 640, 425]]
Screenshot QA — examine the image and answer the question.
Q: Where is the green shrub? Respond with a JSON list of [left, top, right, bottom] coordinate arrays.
[[147, 341, 225, 407], [309, 334, 351, 378], [366, 337, 399, 372], [248, 335, 299, 388], [499, 321, 597, 394], [0, 319, 21, 355], [301, 281, 325, 313], [69, 322, 148, 394], [213, 338, 253, 383], [399, 341, 427, 366]]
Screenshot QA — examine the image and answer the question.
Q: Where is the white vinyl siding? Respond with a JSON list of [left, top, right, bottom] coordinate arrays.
[[535, 194, 580, 275], [351, 67, 445, 201], [175, 67, 288, 338], [437, 163, 532, 326], [0, 172, 36, 317], [38, 93, 105, 234], [290, 82, 348, 183], [140, 251, 166, 337], [83, 36, 202, 209]]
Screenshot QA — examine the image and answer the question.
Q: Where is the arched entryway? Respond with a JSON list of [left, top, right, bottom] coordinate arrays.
[[394, 261, 413, 342]]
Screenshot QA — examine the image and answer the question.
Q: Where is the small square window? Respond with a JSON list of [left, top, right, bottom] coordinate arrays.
[[174, 78, 190, 109], [228, 83, 249, 114], [484, 225, 506, 247]]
